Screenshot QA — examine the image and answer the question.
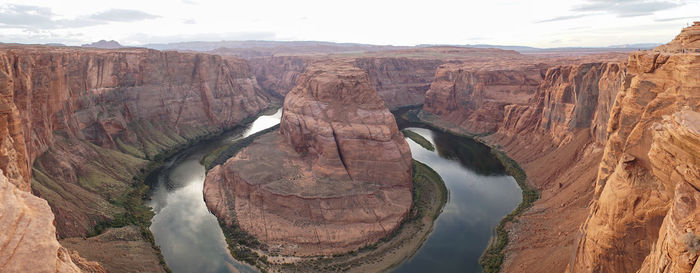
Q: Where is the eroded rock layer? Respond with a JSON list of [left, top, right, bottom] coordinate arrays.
[[204, 61, 413, 256], [416, 53, 628, 272], [0, 45, 270, 271], [248, 47, 529, 110], [570, 24, 700, 273], [0, 170, 103, 273], [353, 57, 443, 109], [423, 62, 548, 134]]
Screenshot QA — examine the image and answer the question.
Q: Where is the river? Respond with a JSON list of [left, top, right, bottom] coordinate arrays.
[[146, 108, 521, 273], [146, 108, 281, 273], [391, 123, 522, 273]]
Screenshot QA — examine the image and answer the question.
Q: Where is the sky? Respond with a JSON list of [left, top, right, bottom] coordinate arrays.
[[0, 0, 698, 48]]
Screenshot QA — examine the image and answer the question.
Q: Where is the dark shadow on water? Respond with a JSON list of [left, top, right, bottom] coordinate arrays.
[[432, 132, 506, 176], [391, 110, 522, 273]]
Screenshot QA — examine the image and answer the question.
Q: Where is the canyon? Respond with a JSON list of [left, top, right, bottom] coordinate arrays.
[[203, 61, 414, 257], [0, 23, 698, 273], [0, 45, 270, 271]]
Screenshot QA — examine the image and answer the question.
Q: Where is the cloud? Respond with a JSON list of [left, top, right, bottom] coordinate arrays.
[[537, 0, 688, 23], [87, 9, 159, 22], [654, 16, 698, 22], [183, 19, 197, 24], [573, 0, 684, 17], [536, 14, 593, 23], [0, 4, 159, 29]]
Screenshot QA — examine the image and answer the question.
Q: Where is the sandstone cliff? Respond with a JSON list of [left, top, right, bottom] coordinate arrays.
[[204, 61, 413, 256], [423, 62, 548, 134], [353, 57, 443, 109], [249, 55, 443, 109], [415, 52, 627, 272], [0, 170, 104, 273], [570, 24, 700, 273], [486, 61, 625, 273], [248, 55, 312, 97], [0, 45, 270, 270]]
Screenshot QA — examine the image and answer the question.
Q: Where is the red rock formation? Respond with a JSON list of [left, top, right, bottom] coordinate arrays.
[[0, 170, 104, 273], [415, 52, 627, 272], [570, 25, 700, 273], [0, 45, 270, 270], [204, 61, 413, 256], [637, 111, 699, 273], [248, 56, 312, 97], [423, 62, 547, 134], [655, 21, 700, 52], [250, 55, 443, 109], [479, 61, 625, 273], [354, 57, 443, 109], [0, 45, 270, 237], [498, 62, 624, 145]]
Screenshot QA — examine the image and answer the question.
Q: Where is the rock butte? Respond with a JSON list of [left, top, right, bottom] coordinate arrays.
[[204, 61, 413, 256]]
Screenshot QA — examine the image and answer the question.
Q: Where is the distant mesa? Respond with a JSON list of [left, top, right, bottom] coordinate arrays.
[[81, 40, 124, 49]]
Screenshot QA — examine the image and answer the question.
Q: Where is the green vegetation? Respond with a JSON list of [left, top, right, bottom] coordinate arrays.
[[203, 124, 280, 170], [479, 149, 539, 273], [411, 160, 448, 221], [85, 159, 172, 273], [402, 129, 435, 151], [220, 219, 269, 270]]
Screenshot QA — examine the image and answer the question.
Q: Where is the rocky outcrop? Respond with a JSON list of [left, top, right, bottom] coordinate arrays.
[[637, 111, 699, 273], [570, 26, 700, 273], [655, 22, 700, 52], [0, 170, 104, 273], [0, 45, 270, 237], [470, 60, 624, 273], [423, 62, 547, 134], [250, 55, 443, 109], [353, 57, 442, 109], [498, 62, 624, 146], [204, 61, 413, 256], [413, 50, 628, 272], [248, 56, 313, 97], [0, 45, 270, 270]]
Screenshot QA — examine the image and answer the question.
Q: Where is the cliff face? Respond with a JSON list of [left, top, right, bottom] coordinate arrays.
[[248, 56, 311, 97], [498, 62, 624, 146], [0, 45, 270, 270], [423, 63, 547, 134], [249, 55, 443, 109], [570, 25, 700, 273], [479, 61, 626, 273], [415, 55, 626, 272], [638, 111, 699, 273], [204, 61, 413, 256], [353, 57, 442, 109]]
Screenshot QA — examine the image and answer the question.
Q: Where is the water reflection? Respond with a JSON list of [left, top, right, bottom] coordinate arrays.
[[147, 108, 282, 273], [391, 127, 522, 273]]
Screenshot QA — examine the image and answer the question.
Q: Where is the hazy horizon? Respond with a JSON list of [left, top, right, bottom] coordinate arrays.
[[0, 0, 698, 48]]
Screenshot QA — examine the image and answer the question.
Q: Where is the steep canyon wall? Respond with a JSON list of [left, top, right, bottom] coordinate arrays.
[[0, 45, 270, 271]]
